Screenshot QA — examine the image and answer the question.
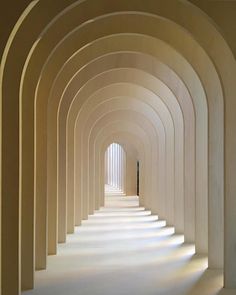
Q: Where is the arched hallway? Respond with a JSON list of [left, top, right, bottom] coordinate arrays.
[[1, 1, 236, 295]]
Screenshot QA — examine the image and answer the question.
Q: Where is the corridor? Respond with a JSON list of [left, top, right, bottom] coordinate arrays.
[[23, 188, 230, 295], [2, 1, 236, 294]]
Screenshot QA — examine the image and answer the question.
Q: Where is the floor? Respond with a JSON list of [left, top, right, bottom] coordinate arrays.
[[24, 188, 236, 295]]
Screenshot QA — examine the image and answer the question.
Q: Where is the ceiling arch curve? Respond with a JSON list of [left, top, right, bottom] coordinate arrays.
[[1, 1, 236, 292]]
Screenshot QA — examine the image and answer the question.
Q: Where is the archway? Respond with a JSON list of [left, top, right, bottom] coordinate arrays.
[[104, 143, 126, 196], [1, 1, 236, 294]]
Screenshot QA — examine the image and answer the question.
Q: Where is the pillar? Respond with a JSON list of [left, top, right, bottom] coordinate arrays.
[[126, 153, 137, 196]]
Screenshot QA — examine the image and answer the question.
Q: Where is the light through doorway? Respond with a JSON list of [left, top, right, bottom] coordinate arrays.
[[105, 143, 126, 196], [104, 142, 140, 208]]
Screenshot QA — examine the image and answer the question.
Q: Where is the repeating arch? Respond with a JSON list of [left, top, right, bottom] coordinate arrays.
[[95, 123, 149, 207], [1, 1, 236, 294]]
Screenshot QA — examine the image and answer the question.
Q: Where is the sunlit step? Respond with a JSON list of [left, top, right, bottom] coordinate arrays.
[[105, 184, 125, 196]]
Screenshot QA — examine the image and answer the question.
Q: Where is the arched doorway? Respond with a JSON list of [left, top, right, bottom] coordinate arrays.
[[105, 143, 126, 196]]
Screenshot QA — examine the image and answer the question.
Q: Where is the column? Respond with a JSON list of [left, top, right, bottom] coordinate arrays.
[[118, 145, 120, 190]]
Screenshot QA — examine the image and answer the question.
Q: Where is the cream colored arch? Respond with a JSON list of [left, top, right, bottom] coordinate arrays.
[[73, 85, 180, 229], [2, 0, 236, 292], [44, 22, 206, 246], [57, 52, 197, 247], [0, 2, 80, 291], [34, 11, 213, 278], [58, 56, 199, 252], [91, 122, 149, 210], [60, 59, 192, 223], [47, 35, 206, 256], [91, 130, 144, 208], [74, 89, 170, 205], [58, 50, 196, 245], [30, 16, 218, 292], [42, 23, 208, 278], [45, 42, 199, 272], [87, 118, 152, 219], [65, 64, 190, 233], [98, 131, 146, 206], [78, 106, 161, 216], [76, 96, 161, 216], [42, 33, 206, 262], [75, 99, 179, 243], [101, 138, 139, 198], [29, 13, 212, 280], [34, 11, 221, 270]]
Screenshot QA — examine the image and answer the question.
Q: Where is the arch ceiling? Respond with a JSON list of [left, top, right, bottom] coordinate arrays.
[[1, 1, 236, 294]]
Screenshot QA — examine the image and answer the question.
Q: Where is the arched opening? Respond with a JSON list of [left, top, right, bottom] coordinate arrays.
[[1, 1, 236, 294], [105, 142, 126, 196]]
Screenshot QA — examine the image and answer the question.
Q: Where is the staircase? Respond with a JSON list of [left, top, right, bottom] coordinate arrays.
[[24, 191, 221, 295]]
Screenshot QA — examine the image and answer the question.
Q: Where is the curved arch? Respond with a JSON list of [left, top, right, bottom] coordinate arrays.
[[79, 106, 162, 214], [54, 47, 200, 250], [93, 122, 149, 209], [99, 132, 146, 206], [42, 25, 210, 260], [34, 11, 222, 268], [103, 142, 126, 194], [32, 10, 216, 276], [75, 91, 172, 214], [34, 10, 218, 278], [57, 47, 197, 240], [1, 0, 236, 291], [103, 139, 139, 197], [64, 60, 192, 235]]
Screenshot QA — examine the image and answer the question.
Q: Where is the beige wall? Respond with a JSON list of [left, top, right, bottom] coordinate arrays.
[[189, 0, 236, 58], [1, 1, 236, 294]]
